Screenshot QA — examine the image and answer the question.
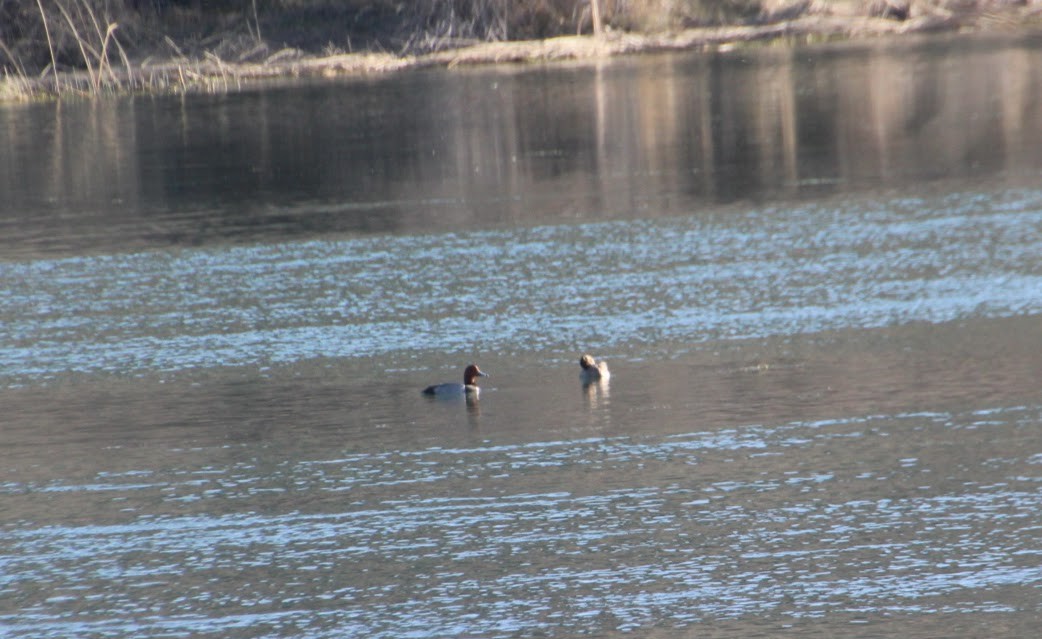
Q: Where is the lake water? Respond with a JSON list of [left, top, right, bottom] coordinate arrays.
[[3, 32, 1042, 638]]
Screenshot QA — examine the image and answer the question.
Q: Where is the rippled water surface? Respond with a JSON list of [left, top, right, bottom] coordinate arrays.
[[3, 35, 1042, 638]]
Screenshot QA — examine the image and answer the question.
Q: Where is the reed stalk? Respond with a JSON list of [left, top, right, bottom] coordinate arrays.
[[250, 0, 262, 43], [35, 0, 61, 96], [54, 0, 98, 91], [77, 0, 126, 87], [591, 0, 604, 37]]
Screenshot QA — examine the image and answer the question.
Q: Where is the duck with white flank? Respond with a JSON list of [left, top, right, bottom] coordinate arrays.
[[422, 364, 489, 397]]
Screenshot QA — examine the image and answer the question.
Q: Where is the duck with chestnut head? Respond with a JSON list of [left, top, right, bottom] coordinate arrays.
[[423, 364, 489, 397]]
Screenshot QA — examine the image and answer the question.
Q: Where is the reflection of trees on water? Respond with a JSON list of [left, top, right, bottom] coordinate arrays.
[[388, 37, 1042, 226], [432, 37, 1042, 216], [3, 37, 1042, 256]]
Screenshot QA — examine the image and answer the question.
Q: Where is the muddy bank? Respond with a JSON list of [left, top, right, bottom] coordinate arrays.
[[2, 6, 1040, 101]]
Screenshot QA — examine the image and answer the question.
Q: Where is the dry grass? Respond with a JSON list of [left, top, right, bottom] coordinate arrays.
[[1, 0, 1038, 101], [2, 0, 138, 98]]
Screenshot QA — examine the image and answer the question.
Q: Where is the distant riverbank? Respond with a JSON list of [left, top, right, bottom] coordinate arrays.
[[2, 0, 1041, 101]]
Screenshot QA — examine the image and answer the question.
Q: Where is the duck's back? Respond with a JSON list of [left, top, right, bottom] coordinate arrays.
[[423, 382, 469, 396]]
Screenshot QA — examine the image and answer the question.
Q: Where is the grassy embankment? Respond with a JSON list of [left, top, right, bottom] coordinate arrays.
[[1, 0, 1040, 100]]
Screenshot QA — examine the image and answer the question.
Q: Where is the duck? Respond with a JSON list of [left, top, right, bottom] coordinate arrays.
[[579, 353, 610, 384], [422, 364, 488, 397]]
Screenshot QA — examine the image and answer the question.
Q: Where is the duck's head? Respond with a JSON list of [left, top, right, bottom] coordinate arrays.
[[464, 364, 488, 386]]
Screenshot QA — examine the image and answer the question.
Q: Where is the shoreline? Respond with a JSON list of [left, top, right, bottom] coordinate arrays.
[[1, 11, 1035, 101]]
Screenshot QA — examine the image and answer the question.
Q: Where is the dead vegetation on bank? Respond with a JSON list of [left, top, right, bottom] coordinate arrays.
[[2, 0, 1042, 101]]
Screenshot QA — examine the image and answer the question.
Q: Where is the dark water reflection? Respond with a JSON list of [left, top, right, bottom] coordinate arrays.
[[3, 32, 1042, 639], [4, 34, 1042, 258]]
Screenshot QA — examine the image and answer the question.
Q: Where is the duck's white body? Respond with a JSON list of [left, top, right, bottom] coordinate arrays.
[[423, 382, 480, 396]]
